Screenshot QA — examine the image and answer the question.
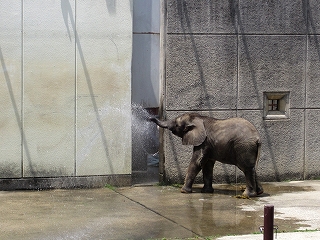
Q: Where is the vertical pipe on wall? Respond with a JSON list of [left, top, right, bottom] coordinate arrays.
[[159, 0, 167, 183]]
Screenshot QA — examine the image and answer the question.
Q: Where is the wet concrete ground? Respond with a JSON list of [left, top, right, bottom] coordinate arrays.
[[0, 180, 319, 240]]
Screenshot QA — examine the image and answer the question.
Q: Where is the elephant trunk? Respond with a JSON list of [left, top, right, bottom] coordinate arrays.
[[149, 117, 170, 128]]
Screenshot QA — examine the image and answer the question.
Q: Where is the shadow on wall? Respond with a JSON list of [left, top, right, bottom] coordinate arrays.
[[170, 1, 236, 183], [235, 4, 280, 181], [306, 1, 320, 60], [171, 1, 311, 182], [61, 0, 113, 173], [0, 47, 34, 177], [235, 1, 320, 181], [176, 0, 212, 112], [105, 0, 116, 15]]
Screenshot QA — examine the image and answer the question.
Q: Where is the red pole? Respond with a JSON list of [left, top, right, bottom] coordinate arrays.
[[264, 205, 274, 240]]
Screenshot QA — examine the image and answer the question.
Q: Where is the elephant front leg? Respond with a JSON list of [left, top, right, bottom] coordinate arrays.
[[181, 147, 203, 193], [201, 160, 214, 193], [181, 164, 201, 193]]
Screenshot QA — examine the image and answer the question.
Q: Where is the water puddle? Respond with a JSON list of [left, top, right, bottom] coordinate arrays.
[[119, 182, 317, 239]]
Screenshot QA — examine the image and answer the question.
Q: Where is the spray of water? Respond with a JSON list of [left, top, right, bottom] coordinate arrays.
[[131, 103, 159, 169], [131, 103, 158, 142], [75, 101, 159, 172]]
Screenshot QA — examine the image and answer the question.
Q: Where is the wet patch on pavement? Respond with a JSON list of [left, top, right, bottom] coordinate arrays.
[[0, 181, 319, 240], [117, 181, 318, 239]]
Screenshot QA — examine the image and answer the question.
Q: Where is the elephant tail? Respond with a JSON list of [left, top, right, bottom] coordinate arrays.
[[255, 140, 262, 168]]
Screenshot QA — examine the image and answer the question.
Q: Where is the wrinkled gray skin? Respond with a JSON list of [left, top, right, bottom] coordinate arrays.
[[150, 113, 263, 197]]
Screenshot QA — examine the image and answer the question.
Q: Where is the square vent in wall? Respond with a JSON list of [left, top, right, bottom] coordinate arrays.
[[263, 92, 290, 120]]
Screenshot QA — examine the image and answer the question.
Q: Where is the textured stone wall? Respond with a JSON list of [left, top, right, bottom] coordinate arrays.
[[162, 0, 320, 184]]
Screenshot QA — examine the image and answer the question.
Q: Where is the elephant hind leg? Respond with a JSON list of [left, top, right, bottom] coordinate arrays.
[[242, 167, 258, 197], [243, 188, 257, 198], [256, 185, 264, 195], [256, 176, 264, 195], [241, 168, 263, 197]]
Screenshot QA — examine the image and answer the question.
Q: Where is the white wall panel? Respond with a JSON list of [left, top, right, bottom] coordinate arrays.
[[0, 1, 22, 177], [76, 0, 132, 175], [23, 0, 76, 177], [1, 0, 132, 179]]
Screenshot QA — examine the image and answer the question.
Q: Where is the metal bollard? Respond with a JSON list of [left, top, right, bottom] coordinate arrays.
[[264, 205, 274, 240]]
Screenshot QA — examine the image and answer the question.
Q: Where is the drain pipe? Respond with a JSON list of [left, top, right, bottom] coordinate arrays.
[[263, 205, 274, 240]]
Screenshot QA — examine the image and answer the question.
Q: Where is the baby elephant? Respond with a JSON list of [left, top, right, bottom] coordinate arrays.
[[150, 113, 263, 197]]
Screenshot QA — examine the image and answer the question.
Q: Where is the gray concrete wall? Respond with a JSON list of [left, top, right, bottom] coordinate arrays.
[[162, 0, 320, 184], [0, 0, 132, 188]]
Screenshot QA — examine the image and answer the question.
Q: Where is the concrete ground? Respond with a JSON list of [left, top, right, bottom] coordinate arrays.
[[0, 180, 319, 240]]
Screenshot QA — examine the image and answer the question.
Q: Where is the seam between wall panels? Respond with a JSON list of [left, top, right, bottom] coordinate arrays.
[[303, 2, 308, 180], [303, 35, 307, 180], [236, 30, 239, 117], [235, 0, 239, 223], [21, 0, 24, 177], [235, 0, 239, 201], [74, 0, 77, 176]]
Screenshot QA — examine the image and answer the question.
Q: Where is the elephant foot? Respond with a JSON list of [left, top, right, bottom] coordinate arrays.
[[201, 186, 214, 193], [181, 186, 192, 193], [242, 188, 257, 198], [256, 186, 264, 195]]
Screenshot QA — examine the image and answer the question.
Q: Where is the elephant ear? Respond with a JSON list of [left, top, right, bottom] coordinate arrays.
[[182, 118, 206, 146]]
